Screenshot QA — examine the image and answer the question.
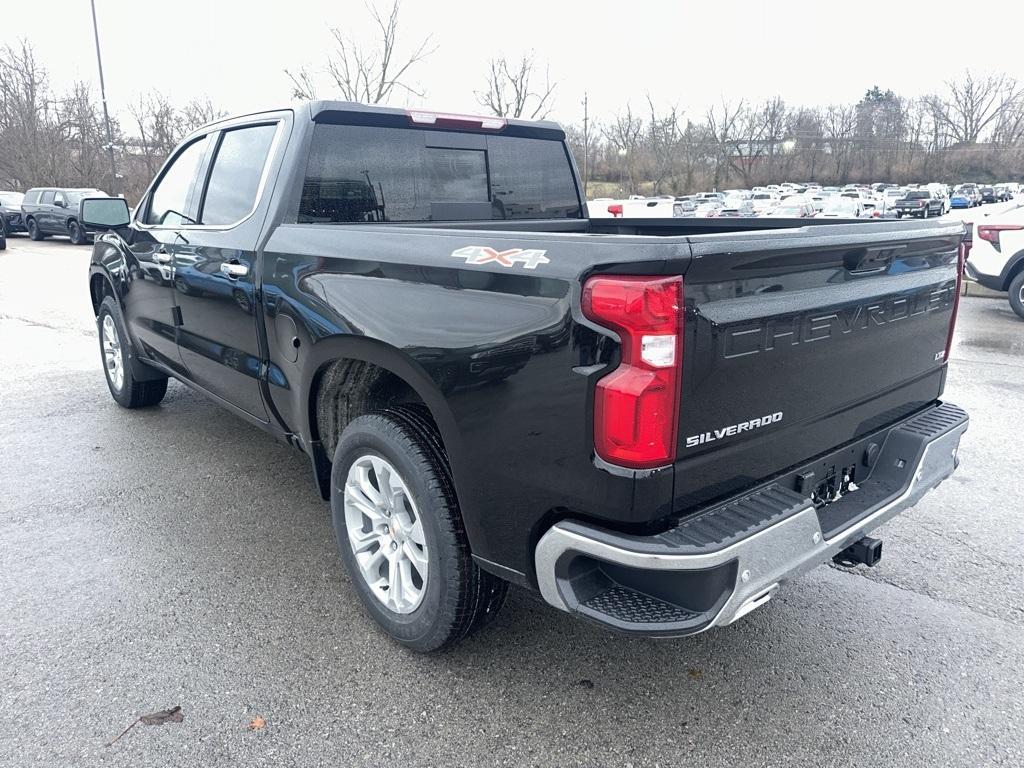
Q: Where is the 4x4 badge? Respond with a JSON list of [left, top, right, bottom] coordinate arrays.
[[451, 246, 550, 270]]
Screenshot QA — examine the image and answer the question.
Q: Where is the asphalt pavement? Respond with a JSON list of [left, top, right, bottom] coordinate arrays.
[[1, 230, 1022, 767]]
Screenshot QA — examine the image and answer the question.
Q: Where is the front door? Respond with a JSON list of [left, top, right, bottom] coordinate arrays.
[[170, 122, 281, 421], [122, 135, 212, 376], [37, 190, 57, 233]]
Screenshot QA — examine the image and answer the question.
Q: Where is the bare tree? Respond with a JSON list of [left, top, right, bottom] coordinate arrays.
[[0, 40, 55, 189], [285, 1, 435, 104], [602, 106, 644, 193], [645, 97, 685, 194], [475, 53, 556, 120], [926, 72, 1018, 145], [821, 103, 856, 182]]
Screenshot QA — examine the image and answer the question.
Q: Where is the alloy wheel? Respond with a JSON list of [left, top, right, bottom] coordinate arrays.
[[344, 455, 428, 614], [102, 314, 124, 392]]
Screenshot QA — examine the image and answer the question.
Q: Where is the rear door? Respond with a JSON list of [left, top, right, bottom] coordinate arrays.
[[672, 221, 964, 510], [171, 118, 285, 420]]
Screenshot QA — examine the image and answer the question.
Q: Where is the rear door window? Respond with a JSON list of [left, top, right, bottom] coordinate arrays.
[[199, 124, 278, 226], [298, 124, 581, 223], [40, 191, 55, 205]]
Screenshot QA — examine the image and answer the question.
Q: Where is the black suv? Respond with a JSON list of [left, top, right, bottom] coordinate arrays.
[[21, 187, 108, 244], [980, 186, 997, 204], [0, 190, 26, 236]]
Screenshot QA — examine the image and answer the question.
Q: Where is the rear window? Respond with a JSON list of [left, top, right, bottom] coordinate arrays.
[[906, 191, 930, 199], [298, 124, 581, 223]]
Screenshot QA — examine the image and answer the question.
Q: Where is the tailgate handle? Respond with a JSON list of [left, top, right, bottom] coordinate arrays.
[[846, 244, 906, 274]]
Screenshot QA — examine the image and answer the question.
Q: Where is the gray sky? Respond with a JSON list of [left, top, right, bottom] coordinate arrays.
[[4, 0, 1024, 128]]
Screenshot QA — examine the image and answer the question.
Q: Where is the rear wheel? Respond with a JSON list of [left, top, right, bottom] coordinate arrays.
[[1009, 271, 1024, 320], [97, 296, 168, 408], [26, 218, 44, 241], [922, 206, 929, 219], [331, 408, 507, 652]]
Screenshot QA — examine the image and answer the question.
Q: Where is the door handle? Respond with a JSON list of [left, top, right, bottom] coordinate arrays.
[[153, 249, 172, 264], [220, 262, 249, 278]]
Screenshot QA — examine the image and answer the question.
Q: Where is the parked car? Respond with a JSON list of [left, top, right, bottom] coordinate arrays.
[[816, 197, 862, 218], [881, 188, 906, 216], [717, 199, 756, 217], [950, 190, 973, 209], [840, 189, 877, 215], [749, 191, 779, 215], [0, 191, 26, 236], [766, 199, 815, 217], [926, 184, 951, 214], [965, 202, 1024, 319], [980, 186, 998, 204], [693, 200, 726, 217], [994, 184, 1012, 202], [894, 190, 943, 219], [84, 101, 969, 652], [954, 184, 982, 207], [21, 187, 110, 244]]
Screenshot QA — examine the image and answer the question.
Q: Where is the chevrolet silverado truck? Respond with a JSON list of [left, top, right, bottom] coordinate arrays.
[[83, 101, 969, 652]]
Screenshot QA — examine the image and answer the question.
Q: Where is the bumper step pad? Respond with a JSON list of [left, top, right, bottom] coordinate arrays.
[[536, 401, 969, 637]]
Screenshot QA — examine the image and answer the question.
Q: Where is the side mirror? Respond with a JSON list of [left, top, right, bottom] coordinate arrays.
[[55, 198, 67, 208], [80, 197, 130, 230]]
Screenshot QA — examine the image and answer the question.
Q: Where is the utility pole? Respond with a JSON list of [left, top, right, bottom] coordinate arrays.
[[90, 0, 118, 195], [581, 92, 589, 199]]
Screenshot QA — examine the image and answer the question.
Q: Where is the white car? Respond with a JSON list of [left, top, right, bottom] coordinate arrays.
[[749, 192, 779, 215], [881, 188, 906, 216], [965, 203, 1024, 319], [817, 196, 862, 218]]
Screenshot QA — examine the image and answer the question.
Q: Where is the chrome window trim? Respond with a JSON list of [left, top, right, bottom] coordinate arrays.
[[135, 118, 285, 234]]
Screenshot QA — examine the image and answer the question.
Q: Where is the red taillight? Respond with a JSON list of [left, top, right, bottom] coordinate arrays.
[[582, 275, 683, 469], [406, 110, 507, 130], [607, 204, 623, 218], [976, 223, 1024, 246]]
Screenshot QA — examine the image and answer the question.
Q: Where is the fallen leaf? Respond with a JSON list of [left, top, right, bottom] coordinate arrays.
[[140, 706, 184, 726], [687, 668, 703, 680], [107, 705, 183, 746], [248, 715, 266, 731]]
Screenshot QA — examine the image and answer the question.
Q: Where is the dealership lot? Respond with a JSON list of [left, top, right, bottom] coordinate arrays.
[[1, 236, 1022, 766]]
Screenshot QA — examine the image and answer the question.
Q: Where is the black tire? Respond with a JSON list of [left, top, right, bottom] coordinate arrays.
[[0, 231, 6, 251], [331, 406, 507, 652], [1009, 271, 1024, 321], [68, 219, 87, 245], [97, 295, 168, 408], [26, 218, 44, 241]]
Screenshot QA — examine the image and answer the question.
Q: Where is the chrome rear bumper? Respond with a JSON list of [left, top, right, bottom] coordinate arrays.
[[535, 403, 968, 636]]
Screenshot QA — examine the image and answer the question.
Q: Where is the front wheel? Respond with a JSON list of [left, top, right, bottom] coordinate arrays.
[[922, 206, 929, 219], [331, 407, 507, 652], [68, 219, 87, 245], [97, 296, 168, 408], [1009, 271, 1024, 321]]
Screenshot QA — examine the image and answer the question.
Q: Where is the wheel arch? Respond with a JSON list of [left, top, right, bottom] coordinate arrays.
[[1001, 250, 1024, 291], [300, 336, 465, 504]]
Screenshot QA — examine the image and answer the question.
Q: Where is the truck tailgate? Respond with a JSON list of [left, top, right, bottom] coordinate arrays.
[[673, 220, 964, 512]]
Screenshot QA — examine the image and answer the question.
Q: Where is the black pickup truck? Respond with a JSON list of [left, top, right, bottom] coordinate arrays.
[[83, 101, 969, 652]]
